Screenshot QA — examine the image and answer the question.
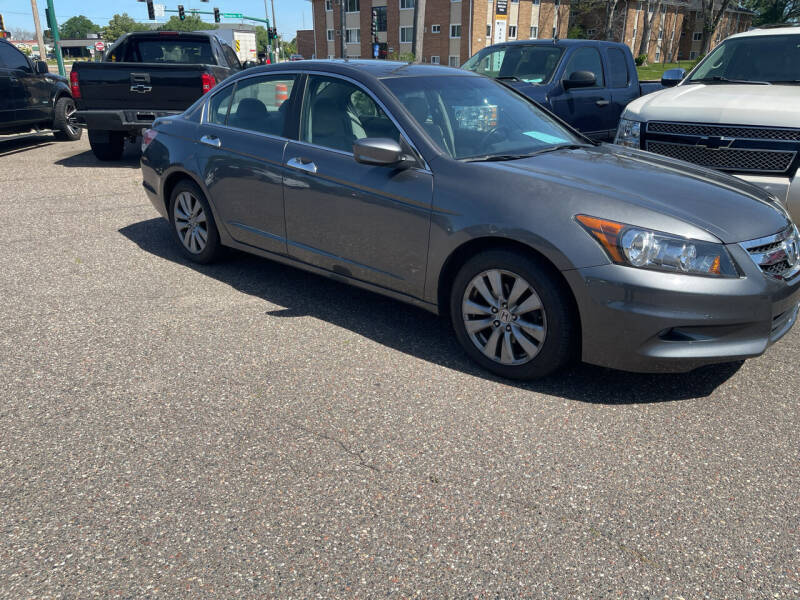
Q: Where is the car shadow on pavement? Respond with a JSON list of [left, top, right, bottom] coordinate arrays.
[[119, 218, 743, 404], [0, 133, 56, 158], [54, 140, 141, 169]]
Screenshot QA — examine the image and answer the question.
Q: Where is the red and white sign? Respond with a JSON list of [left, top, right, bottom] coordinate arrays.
[[94, 41, 105, 52]]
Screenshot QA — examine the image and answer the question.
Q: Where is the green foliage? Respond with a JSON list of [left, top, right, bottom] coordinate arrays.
[[568, 25, 586, 39], [745, 0, 800, 25], [635, 54, 648, 66], [281, 37, 297, 57], [19, 45, 32, 56], [158, 15, 217, 32], [388, 51, 415, 62], [636, 59, 700, 80], [59, 15, 100, 39], [103, 14, 150, 42], [255, 26, 269, 53]]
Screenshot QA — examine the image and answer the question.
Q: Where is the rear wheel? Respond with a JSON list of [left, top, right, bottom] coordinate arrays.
[[88, 129, 125, 161], [169, 180, 222, 264], [450, 249, 577, 380], [52, 97, 81, 141]]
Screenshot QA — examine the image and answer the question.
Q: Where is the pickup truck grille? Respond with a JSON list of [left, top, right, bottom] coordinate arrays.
[[644, 121, 800, 175], [740, 226, 800, 282], [646, 141, 796, 174]]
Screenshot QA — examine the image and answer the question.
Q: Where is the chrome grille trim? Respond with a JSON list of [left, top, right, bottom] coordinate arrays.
[[740, 226, 800, 282], [645, 141, 796, 174], [647, 122, 800, 142]]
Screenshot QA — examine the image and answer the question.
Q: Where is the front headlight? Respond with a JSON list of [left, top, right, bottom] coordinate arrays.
[[576, 215, 739, 278], [615, 118, 642, 148]]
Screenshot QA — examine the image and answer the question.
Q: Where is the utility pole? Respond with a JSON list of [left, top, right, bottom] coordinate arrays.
[[339, 0, 345, 58], [270, 0, 278, 61], [30, 0, 46, 62], [412, 0, 426, 63]]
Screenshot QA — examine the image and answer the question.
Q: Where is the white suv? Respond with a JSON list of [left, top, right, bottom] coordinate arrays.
[[615, 26, 800, 222]]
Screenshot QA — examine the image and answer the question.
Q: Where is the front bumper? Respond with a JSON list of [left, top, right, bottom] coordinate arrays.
[[76, 109, 181, 133], [564, 245, 800, 373], [736, 173, 800, 225]]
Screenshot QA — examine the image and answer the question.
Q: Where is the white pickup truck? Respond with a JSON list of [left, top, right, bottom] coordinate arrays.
[[615, 26, 800, 222]]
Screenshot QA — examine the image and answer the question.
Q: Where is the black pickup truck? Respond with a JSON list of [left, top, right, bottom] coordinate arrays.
[[72, 31, 246, 160], [0, 39, 81, 141]]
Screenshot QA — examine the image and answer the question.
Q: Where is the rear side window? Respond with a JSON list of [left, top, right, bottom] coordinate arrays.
[[606, 48, 629, 88], [564, 47, 605, 88], [208, 84, 235, 125], [0, 42, 31, 71], [226, 75, 297, 136], [220, 43, 241, 70]]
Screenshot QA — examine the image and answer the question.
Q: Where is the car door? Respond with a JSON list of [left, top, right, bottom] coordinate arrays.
[[0, 42, 29, 125], [605, 46, 638, 139], [0, 47, 14, 126], [195, 72, 299, 255], [550, 47, 612, 140], [0, 43, 49, 123], [282, 74, 433, 298]]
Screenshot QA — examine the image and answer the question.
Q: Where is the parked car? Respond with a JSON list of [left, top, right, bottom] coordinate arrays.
[[140, 61, 799, 380], [616, 26, 800, 223], [72, 31, 249, 161], [462, 39, 664, 141], [0, 38, 81, 141], [290, 54, 304, 61]]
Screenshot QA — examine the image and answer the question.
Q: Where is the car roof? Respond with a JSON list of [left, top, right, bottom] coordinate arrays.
[[237, 59, 481, 81], [729, 26, 800, 39], [482, 38, 629, 49]]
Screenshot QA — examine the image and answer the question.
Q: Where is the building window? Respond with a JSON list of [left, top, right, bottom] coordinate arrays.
[[508, 25, 517, 38], [345, 0, 359, 12], [400, 0, 415, 9], [327, 29, 334, 41], [586, 28, 597, 36], [693, 32, 702, 41], [328, 54, 335, 59], [325, 0, 332, 11], [374, 6, 387, 32], [655, 49, 661, 60], [346, 28, 360, 43], [530, 26, 538, 38], [400, 26, 414, 43], [430, 55, 440, 64], [661, 4, 667, 12], [533, 0, 540, 4], [658, 29, 663, 39], [487, 24, 492, 37], [431, 24, 441, 33], [450, 24, 462, 38], [689, 50, 697, 59], [449, 55, 459, 67]]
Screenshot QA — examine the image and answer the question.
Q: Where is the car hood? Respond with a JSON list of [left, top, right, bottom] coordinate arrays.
[[479, 145, 790, 244], [623, 83, 800, 127]]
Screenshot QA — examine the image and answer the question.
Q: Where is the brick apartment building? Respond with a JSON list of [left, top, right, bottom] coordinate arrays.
[[307, 0, 752, 65]]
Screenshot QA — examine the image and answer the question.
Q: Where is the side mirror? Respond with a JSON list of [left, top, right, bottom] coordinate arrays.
[[35, 60, 49, 74], [353, 138, 411, 167], [242, 60, 258, 69], [563, 70, 597, 90], [661, 68, 686, 87]]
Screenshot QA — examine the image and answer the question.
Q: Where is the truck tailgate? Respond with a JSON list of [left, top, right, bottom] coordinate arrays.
[[75, 63, 211, 111]]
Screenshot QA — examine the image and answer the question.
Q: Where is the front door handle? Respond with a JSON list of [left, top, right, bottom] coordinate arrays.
[[200, 135, 221, 148], [287, 157, 318, 174], [596, 99, 610, 107]]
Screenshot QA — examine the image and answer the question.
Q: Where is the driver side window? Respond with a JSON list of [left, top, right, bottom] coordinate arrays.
[[564, 47, 604, 88], [0, 43, 31, 71], [301, 75, 401, 153]]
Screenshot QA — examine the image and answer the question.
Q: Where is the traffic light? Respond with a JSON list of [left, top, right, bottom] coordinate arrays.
[[178, 5, 185, 20], [45, 7, 52, 27], [147, 0, 155, 20], [372, 10, 377, 40], [213, 7, 220, 23]]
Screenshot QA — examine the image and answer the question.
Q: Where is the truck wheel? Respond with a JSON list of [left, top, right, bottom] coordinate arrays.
[[52, 97, 82, 141], [88, 129, 125, 161]]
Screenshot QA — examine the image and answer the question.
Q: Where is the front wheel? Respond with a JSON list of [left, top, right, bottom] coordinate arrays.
[[169, 180, 222, 264], [88, 129, 125, 161], [52, 97, 82, 141], [450, 250, 578, 380]]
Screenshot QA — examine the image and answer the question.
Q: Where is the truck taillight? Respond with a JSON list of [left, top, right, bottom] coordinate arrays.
[[141, 128, 158, 153], [69, 70, 81, 99], [201, 73, 216, 94]]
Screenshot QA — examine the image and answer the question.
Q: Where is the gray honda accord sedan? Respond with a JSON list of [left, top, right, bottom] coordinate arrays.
[[140, 61, 800, 380]]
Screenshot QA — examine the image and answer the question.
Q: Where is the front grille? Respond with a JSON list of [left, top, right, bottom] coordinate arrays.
[[740, 226, 800, 282], [771, 303, 800, 341], [646, 141, 796, 174], [647, 122, 800, 142]]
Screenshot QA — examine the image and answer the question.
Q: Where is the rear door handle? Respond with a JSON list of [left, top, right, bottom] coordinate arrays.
[[200, 135, 221, 148], [596, 99, 610, 107], [286, 157, 318, 174]]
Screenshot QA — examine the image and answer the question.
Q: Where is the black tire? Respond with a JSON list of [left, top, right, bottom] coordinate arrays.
[[169, 180, 222, 264], [52, 96, 82, 141], [449, 249, 578, 380], [88, 129, 125, 161]]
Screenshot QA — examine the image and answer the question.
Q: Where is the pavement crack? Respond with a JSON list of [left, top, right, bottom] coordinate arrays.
[[287, 421, 384, 474]]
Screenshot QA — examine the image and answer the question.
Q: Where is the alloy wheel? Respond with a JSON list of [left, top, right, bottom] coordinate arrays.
[[64, 101, 79, 137], [173, 191, 208, 254], [461, 269, 548, 365]]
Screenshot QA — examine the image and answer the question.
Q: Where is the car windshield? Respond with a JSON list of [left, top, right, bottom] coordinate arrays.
[[686, 34, 800, 84], [462, 45, 564, 84], [382, 75, 583, 160]]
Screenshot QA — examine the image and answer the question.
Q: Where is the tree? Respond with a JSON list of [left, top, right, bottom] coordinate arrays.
[[281, 37, 297, 57], [158, 15, 217, 32], [745, 0, 800, 24], [255, 26, 270, 53], [699, 0, 734, 55], [103, 14, 150, 42], [10, 28, 35, 41], [59, 15, 100, 39], [637, 0, 663, 62]]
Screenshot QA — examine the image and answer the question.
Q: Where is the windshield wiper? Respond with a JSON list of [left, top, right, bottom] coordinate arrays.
[[462, 144, 591, 163], [496, 76, 522, 82], [689, 76, 771, 85]]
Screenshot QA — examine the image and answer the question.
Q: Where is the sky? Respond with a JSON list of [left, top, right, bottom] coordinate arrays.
[[0, 0, 313, 39]]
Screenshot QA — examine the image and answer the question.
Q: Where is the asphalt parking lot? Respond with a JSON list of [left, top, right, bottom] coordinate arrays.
[[1, 133, 798, 599]]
